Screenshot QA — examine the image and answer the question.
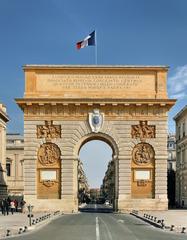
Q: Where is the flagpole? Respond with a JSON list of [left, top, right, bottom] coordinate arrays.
[[95, 30, 97, 65]]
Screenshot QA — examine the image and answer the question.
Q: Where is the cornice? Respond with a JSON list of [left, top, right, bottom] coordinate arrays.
[[23, 65, 169, 71], [15, 98, 176, 109]]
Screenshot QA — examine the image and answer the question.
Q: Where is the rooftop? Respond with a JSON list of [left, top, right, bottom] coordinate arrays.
[[173, 105, 187, 121]]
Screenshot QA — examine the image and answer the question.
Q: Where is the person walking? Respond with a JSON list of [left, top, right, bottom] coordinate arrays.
[[20, 199, 26, 213], [10, 200, 15, 215], [14, 199, 18, 212], [5, 199, 9, 215], [0, 199, 5, 216]]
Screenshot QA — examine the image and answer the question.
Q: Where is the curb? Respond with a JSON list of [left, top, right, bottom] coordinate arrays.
[[130, 210, 186, 234], [1, 211, 63, 239]]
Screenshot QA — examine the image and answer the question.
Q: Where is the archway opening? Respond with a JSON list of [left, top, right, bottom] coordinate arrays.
[[78, 139, 115, 212]]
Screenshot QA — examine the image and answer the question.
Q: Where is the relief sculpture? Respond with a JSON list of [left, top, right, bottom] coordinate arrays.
[[132, 143, 154, 165], [37, 120, 61, 139], [131, 121, 155, 139], [38, 143, 61, 166]]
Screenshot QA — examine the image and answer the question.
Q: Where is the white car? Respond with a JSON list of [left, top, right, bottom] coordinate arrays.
[[105, 200, 110, 206]]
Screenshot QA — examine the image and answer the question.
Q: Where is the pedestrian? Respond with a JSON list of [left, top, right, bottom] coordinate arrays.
[[14, 199, 18, 212], [20, 199, 26, 213], [0, 199, 5, 216], [5, 199, 9, 215], [10, 200, 15, 215]]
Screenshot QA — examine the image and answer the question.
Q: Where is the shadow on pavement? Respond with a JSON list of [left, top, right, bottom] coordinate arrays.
[[79, 205, 114, 213]]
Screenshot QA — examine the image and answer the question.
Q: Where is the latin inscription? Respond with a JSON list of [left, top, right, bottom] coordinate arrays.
[[37, 73, 155, 91]]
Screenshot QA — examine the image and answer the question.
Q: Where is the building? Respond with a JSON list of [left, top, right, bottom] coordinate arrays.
[[174, 105, 187, 208], [77, 160, 89, 203], [167, 134, 176, 207], [89, 188, 101, 201], [16, 65, 175, 212], [0, 103, 9, 199], [6, 133, 24, 197], [101, 160, 115, 203], [167, 134, 176, 171]]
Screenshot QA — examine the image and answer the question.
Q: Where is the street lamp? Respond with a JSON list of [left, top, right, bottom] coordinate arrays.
[[27, 204, 34, 226]]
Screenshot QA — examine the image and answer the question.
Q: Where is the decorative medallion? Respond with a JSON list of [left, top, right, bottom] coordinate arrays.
[[131, 121, 155, 140], [38, 143, 61, 166], [37, 120, 61, 139], [137, 180, 147, 186], [132, 143, 154, 165], [88, 109, 104, 133]]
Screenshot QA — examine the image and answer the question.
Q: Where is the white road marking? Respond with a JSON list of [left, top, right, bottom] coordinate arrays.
[[96, 216, 100, 240]]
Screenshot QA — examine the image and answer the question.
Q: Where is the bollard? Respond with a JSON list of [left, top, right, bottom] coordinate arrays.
[[170, 225, 175, 231], [6, 229, 11, 237], [32, 219, 35, 225], [18, 228, 23, 234], [154, 217, 157, 222], [151, 216, 154, 221], [23, 226, 28, 232], [181, 227, 186, 233], [161, 220, 165, 229]]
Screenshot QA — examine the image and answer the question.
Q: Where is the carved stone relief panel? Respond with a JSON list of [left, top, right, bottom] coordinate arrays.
[[132, 143, 154, 165], [37, 120, 61, 139], [131, 121, 155, 140], [38, 143, 61, 166]]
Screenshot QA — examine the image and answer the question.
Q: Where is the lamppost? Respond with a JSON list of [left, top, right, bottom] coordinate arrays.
[[27, 204, 34, 226]]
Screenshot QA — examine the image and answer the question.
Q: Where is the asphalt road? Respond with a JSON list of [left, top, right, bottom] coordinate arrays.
[[10, 204, 186, 240]]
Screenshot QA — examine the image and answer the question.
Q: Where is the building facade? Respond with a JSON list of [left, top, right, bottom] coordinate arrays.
[[101, 160, 115, 203], [16, 65, 175, 212], [167, 134, 176, 207], [174, 105, 187, 207], [167, 134, 176, 171], [77, 159, 89, 203], [0, 103, 9, 199], [6, 133, 24, 197]]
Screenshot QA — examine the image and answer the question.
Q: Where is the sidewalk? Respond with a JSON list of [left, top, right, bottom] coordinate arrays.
[[136, 210, 187, 233], [0, 211, 61, 239]]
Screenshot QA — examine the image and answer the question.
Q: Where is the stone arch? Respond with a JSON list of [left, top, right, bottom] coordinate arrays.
[[73, 132, 119, 158], [73, 132, 119, 211], [37, 142, 61, 199], [131, 142, 155, 199]]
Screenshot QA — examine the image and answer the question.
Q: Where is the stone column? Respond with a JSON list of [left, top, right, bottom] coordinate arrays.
[[61, 156, 78, 212], [117, 156, 131, 210]]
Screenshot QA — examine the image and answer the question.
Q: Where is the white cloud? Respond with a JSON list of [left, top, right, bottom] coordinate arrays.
[[168, 65, 187, 99]]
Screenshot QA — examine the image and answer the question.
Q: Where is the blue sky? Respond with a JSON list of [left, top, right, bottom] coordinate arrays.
[[1, 0, 187, 187]]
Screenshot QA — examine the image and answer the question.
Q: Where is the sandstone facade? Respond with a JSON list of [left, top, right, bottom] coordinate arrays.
[[0, 104, 9, 199], [16, 65, 175, 212]]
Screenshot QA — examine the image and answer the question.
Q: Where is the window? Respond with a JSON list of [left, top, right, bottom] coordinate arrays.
[[6, 163, 11, 176], [178, 126, 181, 140], [169, 162, 172, 170], [182, 122, 185, 137]]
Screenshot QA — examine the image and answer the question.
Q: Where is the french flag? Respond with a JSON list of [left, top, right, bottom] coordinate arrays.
[[76, 31, 95, 50]]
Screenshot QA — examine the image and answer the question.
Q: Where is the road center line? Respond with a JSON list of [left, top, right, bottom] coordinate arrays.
[[96, 216, 100, 240]]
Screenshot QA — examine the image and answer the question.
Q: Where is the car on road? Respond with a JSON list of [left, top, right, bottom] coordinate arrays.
[[105, 200, 110, 206]]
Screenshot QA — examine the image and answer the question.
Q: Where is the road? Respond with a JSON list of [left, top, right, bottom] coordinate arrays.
[[10, 204, 186, 240]]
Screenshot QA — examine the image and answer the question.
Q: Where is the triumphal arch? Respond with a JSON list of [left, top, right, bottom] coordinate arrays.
[[16, 65, 175, 212]]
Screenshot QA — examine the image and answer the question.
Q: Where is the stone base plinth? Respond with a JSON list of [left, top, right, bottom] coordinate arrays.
[[24, 196, 78, 213], [0, 184, 8, 199], [118, 198, 168, 212]]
